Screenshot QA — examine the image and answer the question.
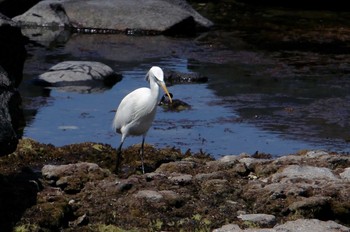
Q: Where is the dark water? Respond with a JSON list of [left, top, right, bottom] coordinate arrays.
[[19, 5, 350, 158]]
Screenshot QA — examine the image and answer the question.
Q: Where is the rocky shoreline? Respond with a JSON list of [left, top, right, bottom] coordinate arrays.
[[1, 138, 349, 231], [2, 1, 350, 231]]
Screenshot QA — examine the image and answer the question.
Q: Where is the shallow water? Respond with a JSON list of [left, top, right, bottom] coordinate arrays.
[[19, 6, 350, 158]]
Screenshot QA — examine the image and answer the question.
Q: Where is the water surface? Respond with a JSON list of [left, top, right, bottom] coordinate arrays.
[[19, 6, 350, 158]]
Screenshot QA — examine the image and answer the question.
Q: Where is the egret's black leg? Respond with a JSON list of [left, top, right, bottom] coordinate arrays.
[[116, 142, 123, 173], [140, 137, 145, 174]]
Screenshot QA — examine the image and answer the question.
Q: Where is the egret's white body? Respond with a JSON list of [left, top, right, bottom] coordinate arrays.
[[112, 66, 172, 173]]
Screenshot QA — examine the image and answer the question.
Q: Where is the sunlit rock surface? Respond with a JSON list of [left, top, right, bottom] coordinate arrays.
[[12, 0, 213, 34], [35, 61, 122, 93]]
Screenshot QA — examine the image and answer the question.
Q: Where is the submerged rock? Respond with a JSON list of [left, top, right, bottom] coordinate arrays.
[[158, 92, 191, 112], [165, 70, 209, 85]]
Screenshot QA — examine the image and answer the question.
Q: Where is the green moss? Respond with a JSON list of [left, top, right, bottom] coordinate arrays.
[[192, 213, 202, 221], [242, 220, 259, 229], [190, 214, 212, 232], [35, 201, 71, 229], [97, 224, 138, 232], [149, 219, 163, 231], [13, 224, 40, 232]]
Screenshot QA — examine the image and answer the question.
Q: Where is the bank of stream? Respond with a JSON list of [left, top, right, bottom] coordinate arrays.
[[2, 1, 350, 231]]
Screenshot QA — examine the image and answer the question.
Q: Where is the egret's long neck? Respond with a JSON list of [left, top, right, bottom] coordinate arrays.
[[149, 76, 160, 105]]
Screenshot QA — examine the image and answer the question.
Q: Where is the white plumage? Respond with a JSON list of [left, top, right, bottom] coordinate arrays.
[[113, 66, 172, 173]]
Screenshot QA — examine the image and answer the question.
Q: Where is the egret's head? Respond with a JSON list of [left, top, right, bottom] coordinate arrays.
[[146, 66, 164, 82], [146, 66, 172, 103]]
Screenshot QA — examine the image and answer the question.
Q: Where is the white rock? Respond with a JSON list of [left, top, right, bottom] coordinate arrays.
[[38, 61, 115, 84], [340, 167, 350, 180], [13, 0, 213, 31], [239, 157, 270, 169], [134, 190, 163, 202], [169, 174, 193, 184], [194, 171, 223, 182], [220, 153, 249, 163], [274, 219, 350, 232], [42, 162, 102, 179], [214, 219, 350, 232], [237, 213, 276, 227], [305, 150, 329, 158], [213, 224, 242, 232], [271, 165, 338, 182], [13, 0, 70, 27]]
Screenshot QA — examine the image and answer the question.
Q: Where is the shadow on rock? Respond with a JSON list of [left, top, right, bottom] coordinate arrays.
[[0, 168, 40, 232], [0, 24, 27, 156]]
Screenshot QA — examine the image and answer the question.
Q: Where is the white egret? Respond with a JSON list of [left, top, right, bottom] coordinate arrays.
[[112, 66, 172, 174]]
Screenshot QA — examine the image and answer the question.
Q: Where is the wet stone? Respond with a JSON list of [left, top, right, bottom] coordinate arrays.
[[164, 70, 209, 84], [194, 171, 225, 182], [220, 154, 248, 163], [274, 219, 350, 232], [169, 173, 193, 185], [41, 162, 110, 193], [158, 190, 184, 207], [36, 61, 122, 88], [239, 157, 271, 170], [288, 196, 332, 218], [134, 190, 163, 202], [270, 165, 339, 182], [201, 179, 229, 195], [237, 213, 276, 228], [213, 224, 242, 232], [145, 172, 167, 181], [115, 179, 134, 192], [156, 160, 198, 174], [210, 154, 250, 171], [305, 150, 329, 158], [69, 213, 89, 227], [340, 167, 350, 180]]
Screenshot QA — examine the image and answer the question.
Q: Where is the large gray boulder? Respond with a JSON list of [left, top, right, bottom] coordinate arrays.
[[12, 0, 213, 34], [13, 0, 70, 27]]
